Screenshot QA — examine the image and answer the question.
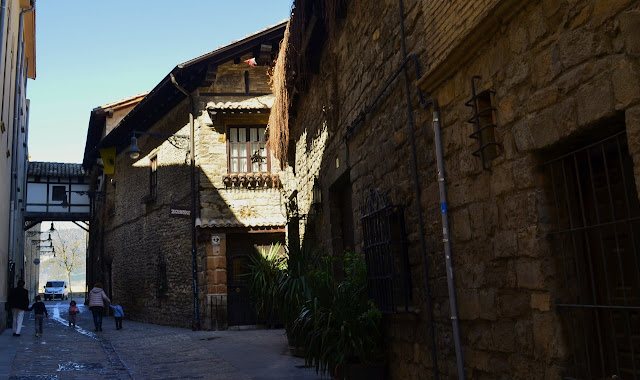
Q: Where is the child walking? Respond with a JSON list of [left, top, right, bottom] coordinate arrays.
[[28, 296, 48, 337], [109, 301, 124, 330], [68, 300, 79, 327]]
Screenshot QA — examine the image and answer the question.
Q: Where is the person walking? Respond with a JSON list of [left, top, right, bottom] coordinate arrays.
[[28, 295, 48, 337], [88, 282, 110, 332], [68, 300, 80, 327], [7, 279, 29, 336], [109, 301, 124, 330]]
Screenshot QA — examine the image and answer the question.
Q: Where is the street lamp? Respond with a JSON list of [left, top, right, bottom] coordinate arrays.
[[40, 247, 55, 254], [126, 73, 199, 330]]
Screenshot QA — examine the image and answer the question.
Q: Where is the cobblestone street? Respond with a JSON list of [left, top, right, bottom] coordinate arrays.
[[0, 299, 323, 380]]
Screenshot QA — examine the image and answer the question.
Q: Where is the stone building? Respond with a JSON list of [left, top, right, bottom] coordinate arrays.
[[82, 22, 287, 330], [0, 0, 36, 331], [269, 0, 640, 378]]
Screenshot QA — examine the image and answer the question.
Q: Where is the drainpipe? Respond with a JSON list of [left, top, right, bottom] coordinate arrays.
[[421, 99, 466, 379], [0, 0, 7, 80], [170, 73, 200, 330], [8, 3, 33, 278], [397, 0, 440, 377]]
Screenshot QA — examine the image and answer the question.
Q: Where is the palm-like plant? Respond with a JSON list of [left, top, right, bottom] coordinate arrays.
[[247, 243, 286, 324], [278, 245, 316, 331], [293, 251, 383, 376]]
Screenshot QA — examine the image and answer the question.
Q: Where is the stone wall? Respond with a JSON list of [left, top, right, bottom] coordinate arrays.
[[285, 0, 640, 378], [199, 54, 272, 95], [103, 101, 198, 328]]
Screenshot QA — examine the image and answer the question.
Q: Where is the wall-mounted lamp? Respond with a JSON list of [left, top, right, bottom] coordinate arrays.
[[251, 150, 265, 164], [126, 131, 189, 160], [312, 178, 322, 213], [31, 240, 52, 248], [40, 246, 55, 257], [128, 136, 141, 159]]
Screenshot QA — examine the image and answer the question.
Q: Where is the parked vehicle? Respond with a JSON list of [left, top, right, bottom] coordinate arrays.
[[44, 280, 69, 300]]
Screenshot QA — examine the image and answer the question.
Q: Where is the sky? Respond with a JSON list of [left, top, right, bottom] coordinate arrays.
[[27, 0, 293, 164]]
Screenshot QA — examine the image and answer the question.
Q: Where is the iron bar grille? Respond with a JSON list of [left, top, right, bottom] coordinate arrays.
[[361, 188, 412, 314], [545, 131, 640, 379], [465, 75, 501, 171]]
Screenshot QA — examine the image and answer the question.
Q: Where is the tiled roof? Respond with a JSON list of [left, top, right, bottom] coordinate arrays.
[[206, 94, 274, 111], [195, 216, 285, 229], [93, 92, 149, 111], [179, 20, 288, 68], [28, 162, 86, 177]]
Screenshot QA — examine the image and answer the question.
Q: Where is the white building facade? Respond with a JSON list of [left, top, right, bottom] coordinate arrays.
[[0, 0, 36, 332]]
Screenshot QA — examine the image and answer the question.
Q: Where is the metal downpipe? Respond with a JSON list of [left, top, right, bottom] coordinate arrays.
[[422, 99, 466, 379], [0, 0, 7, 80], [397, 0, 439, 377], [170, 73, 200, 330]]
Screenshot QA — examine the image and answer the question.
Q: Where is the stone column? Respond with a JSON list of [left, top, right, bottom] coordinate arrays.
[[205, 233, 227, 329]]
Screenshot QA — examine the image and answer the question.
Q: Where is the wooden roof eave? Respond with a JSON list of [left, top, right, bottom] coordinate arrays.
[[23, 4, 36, 79]]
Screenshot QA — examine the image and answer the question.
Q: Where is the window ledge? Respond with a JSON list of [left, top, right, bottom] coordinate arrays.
[[222, 173, 281, 189]]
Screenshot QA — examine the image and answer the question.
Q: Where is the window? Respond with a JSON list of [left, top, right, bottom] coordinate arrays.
[[52, 186, 66, 201], [361, 188, 412, 314], [546, 130, 640, 378], [228, 125, 268, 173], [149, 155, 157, 198]]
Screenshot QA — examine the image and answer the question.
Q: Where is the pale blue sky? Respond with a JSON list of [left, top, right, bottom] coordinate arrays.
[[27, 0, 292, 163]]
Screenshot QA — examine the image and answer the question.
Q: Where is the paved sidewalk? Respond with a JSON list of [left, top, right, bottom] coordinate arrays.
[[0, 298, 323, 380]]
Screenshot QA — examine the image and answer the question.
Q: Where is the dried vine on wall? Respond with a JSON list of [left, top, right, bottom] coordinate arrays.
[[267, 0, 351, 168]]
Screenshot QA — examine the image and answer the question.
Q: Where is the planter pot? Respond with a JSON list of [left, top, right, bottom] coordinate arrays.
[[333, 362, 387, 380]]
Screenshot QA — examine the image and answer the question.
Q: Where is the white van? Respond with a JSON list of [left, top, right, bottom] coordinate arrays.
[[44, 280, 69, 301]]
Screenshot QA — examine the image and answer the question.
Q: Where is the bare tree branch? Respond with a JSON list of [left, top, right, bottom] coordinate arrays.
[[48, 228, 86, 294]]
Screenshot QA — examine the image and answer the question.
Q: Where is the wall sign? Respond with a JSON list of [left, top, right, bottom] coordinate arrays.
[[170, 206, 191, 218]]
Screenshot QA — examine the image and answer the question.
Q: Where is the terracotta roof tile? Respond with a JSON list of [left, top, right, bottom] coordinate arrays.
[[206, 94, 274, 111], [195, 216, 285, 229], [28, 162, 86, 177]]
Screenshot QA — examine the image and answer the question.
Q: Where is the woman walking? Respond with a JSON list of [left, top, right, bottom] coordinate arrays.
[[88, 282, 110, 332], [7, 280, 29, 336]]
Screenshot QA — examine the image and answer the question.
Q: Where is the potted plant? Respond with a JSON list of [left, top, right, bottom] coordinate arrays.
[[222, 174, 231, 187], [278, 244, 316, 355], [293, 251, 385, 379], [247, 243, 286, 327]]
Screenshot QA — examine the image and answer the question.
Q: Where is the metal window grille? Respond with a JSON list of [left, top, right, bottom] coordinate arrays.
[[466, 75, 501, 171], [544, 131, 640, 379], [361, 188, 412, 313]]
